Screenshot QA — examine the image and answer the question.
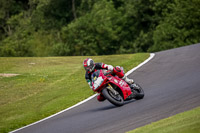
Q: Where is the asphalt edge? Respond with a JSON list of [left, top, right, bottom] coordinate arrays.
[[10, 53, 155, 133]]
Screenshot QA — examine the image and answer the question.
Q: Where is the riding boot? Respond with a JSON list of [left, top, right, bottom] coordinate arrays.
[[129, 83, 140, 91], [122, 76, 134, 85]]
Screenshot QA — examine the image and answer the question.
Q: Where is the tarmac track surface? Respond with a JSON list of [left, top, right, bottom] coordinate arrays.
[[13, 44, 200, 133]]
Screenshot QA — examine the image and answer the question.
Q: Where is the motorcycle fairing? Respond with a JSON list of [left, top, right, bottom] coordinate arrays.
[[107, 76, 132, 100]]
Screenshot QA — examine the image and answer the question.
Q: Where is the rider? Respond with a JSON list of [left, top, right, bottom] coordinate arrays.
[[83, 58, 134, 101]]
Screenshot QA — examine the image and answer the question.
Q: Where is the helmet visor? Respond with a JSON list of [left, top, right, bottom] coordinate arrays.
[[84, 66, 91, 71], [84, 65, 95, 72]]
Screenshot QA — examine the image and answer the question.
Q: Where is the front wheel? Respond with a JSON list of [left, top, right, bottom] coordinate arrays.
[[102, 88, 124, 106]]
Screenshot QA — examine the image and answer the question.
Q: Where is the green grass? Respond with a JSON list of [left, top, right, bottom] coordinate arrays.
[[0, 53, 149, 133], [127, 107, 200, 133]]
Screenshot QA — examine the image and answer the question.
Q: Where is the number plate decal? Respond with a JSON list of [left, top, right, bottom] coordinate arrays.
[[93, 77, 104, 90]]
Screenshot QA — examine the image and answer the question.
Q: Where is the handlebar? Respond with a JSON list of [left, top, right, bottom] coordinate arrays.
[[103, 70, 113, 76]]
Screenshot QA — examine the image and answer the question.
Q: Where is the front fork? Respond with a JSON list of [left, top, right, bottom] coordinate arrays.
[[106, 84, 119, 96]]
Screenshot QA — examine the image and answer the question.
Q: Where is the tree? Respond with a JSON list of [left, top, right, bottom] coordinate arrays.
[[72, 0, 77, 20], [150, 0, 200, 52], [60, 0, 124, 56], [0, 0, 26, 38]]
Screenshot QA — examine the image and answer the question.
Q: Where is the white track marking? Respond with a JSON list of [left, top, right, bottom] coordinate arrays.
[[10, 53, 155, 133]]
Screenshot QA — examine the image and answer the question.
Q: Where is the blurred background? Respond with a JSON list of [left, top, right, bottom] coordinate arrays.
[[0, 0, 199, 57]]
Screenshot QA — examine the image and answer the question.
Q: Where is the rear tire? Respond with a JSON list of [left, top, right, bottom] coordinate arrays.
[[102, 88, 124, 106], [132, 83, 144, 100]]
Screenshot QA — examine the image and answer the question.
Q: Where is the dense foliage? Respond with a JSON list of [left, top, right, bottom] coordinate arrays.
[[0, 0, 199, 56]]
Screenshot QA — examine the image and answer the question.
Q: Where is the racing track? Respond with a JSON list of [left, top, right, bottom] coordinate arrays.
[[12, 44, 200, 133]]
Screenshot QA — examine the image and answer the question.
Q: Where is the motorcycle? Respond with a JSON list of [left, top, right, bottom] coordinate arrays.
[[91, 69, 144, 106]]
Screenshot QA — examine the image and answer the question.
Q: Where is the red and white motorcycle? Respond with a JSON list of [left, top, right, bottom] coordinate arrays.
[[91, 69, 144, 106]]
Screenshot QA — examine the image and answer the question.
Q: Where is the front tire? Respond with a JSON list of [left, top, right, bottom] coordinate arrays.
[[102, 88, 124, 106]]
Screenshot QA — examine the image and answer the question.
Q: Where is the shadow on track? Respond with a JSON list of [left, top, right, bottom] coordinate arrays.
[[88, 99, 137, 112]]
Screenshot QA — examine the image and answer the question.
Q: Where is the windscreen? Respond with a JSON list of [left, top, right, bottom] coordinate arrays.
[[91, 70, 105, 90], [91, 70, 100, 82]]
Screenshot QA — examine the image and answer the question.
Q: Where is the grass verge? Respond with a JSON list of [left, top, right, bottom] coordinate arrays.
[[127, 107, 200, 133], [0, 53, 149, 133]]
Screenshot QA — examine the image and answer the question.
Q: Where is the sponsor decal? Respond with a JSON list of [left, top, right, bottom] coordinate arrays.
[[114, 79, 118, 83]]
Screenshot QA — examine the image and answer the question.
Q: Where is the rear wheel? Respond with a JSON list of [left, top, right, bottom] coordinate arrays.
[[102, 88, 124, 106], [131, 83, 144, 100]]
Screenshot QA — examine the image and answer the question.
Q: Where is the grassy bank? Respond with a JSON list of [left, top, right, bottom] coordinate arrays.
[[0, 53, 149, 133], [127, 107, 200, 133]]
